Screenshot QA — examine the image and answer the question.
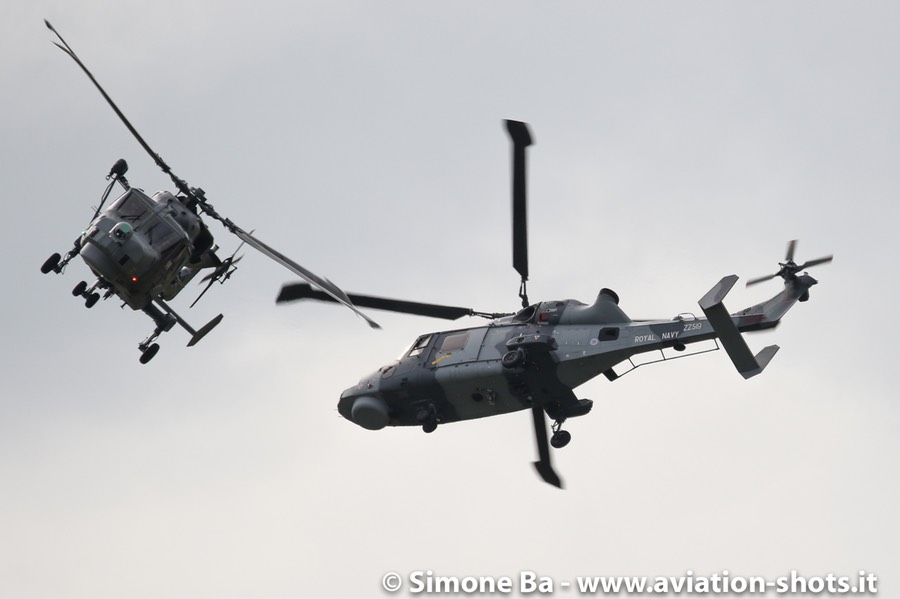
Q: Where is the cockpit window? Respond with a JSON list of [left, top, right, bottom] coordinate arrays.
[[145, 219, 183, 253], [110, 191, 150, 221], [406, 334, 433, 358]]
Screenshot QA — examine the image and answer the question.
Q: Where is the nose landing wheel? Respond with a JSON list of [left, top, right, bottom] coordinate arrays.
[[550, 419, 571, 449], [501, 348, 526, 369], [551, 430, 571, 448], [416, 404, 439, 433]]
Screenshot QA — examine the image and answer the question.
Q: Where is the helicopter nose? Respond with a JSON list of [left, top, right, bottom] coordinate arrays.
[[343, 395, 389, 430]]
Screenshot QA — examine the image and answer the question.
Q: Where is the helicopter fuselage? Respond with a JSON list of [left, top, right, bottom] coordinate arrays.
[[339, 276, 815, 432], [80, 188, 213, 309]]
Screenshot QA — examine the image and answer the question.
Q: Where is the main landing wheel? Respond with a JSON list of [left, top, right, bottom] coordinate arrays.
[[72, 281, 88, 296], [84, 292, 100, 308], [41, 253, 61, 274], [139, 343, 160, 364], [550, 430, 571, 449]]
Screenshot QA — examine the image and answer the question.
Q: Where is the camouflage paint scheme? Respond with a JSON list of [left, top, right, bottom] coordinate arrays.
[[339, 274, 817, 432], [275, 116, 830, 487]]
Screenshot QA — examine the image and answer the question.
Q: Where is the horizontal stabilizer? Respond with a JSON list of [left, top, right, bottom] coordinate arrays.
[[699, 275, 779, 379], [188, 313, 223, 347]]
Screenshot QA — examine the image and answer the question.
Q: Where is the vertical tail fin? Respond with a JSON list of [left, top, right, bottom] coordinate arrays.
[[699, 275, 779, 379]]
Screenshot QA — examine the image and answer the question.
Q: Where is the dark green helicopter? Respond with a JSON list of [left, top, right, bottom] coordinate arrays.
[[279, 123, 832, 489]]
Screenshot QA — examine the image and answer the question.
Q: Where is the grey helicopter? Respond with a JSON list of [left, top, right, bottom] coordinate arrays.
[[277, 120, 832, 488], [39, 21, 378, 364]]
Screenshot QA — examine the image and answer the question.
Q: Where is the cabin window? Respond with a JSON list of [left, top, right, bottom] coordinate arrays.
[[438, 332, 469, 353], [597, 327, 619, 341]]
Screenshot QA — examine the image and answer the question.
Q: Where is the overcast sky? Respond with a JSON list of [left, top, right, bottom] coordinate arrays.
[[2, 1, 899, 598]]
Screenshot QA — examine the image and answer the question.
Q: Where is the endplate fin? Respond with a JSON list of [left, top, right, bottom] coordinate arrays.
[[699, 275, 779, 379]]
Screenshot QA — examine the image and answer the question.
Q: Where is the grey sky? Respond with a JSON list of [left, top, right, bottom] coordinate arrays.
[[2, 1, 898, 597]]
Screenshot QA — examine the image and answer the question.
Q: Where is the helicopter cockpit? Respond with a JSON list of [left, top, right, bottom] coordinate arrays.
[[78, 189, 192, 299], [106, 190, 193, 257], [402, 333, 434, 359]]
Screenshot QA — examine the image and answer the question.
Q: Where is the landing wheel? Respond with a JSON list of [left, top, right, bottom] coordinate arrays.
[[72, 281, 88, 296], [422, 421, 438, 434], [139, 343, 160, 364], [85, 292, 100, 308], [550, 430, 571, 449], [41, 253, 61, 274], [501, 348, 526, 369]]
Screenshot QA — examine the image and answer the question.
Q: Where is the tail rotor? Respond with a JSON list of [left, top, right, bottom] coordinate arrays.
[[190, 242, 246, 308], [746, 240, 833, 287]]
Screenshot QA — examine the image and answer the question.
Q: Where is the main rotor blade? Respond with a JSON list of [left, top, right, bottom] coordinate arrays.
[[797, 255, 833, 270], [44, 20, 189, 197], [785, 239, 797, 262], [232, 230, 380, 329], [506, 120, 533, 286], [530, 405, 562, 489], [277, 283, 475, 320]]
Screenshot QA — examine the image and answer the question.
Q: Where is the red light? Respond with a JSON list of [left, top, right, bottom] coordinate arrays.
[[132, 277, 138, 283]]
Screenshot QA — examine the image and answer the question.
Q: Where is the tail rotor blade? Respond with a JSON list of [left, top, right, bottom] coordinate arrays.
[[199, 265, 225, 285], [748, 241, 833, 287], [190, 277, 218, 308]]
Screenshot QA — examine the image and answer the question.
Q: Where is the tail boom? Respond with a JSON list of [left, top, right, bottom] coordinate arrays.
[[699, 274, 817, 378]]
